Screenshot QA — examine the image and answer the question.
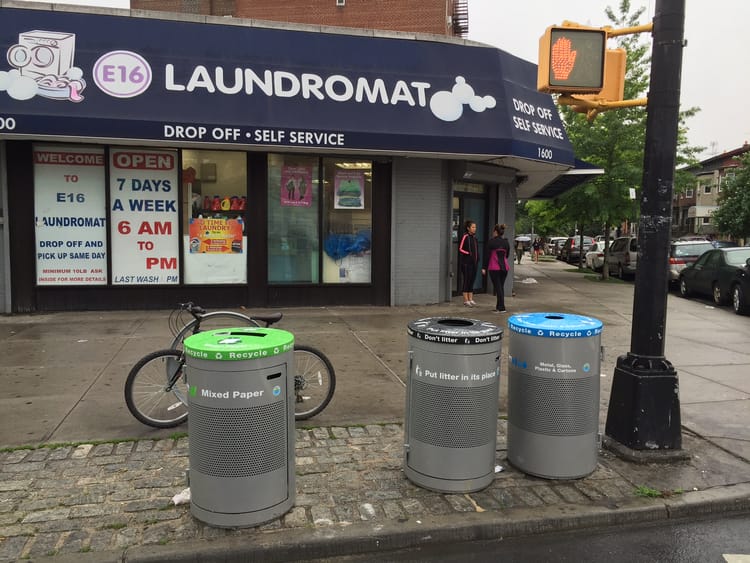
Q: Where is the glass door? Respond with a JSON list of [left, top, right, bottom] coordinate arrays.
[[452, 183, 488, 295]]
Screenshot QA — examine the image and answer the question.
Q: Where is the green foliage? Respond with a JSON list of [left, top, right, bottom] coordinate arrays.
[[633, 484, 685, 498], [634, 485, 662, 498], [528, 0, 704, 254], [712, 153, 750, 239], [516, 200, 576, 238]]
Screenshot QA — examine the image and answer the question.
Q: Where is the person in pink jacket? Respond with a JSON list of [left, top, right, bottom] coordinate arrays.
[[482, 224, 511, 313]]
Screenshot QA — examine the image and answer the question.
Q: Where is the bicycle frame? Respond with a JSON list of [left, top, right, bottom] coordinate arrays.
[[125, 301, 335, 428]]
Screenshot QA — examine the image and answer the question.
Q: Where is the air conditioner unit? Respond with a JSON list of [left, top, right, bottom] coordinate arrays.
[[336, 0, 345, 6]]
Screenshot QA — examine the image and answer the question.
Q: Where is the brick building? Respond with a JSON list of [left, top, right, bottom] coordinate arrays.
[[130, 0, 470, 37]]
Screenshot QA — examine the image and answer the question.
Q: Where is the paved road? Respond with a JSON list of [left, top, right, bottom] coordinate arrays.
[[322, 512, 750, 562]]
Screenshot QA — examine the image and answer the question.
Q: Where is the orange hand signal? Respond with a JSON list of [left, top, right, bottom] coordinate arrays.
[[551, 36, 577, 80]]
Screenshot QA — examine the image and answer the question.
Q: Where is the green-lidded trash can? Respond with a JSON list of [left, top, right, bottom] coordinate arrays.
[[184, 327, 295, 528], [404, 317, 503, 493], [507, 313, 603, 479]]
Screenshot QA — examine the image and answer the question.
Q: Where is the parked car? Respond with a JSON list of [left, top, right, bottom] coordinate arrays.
[[679, 247, 750, 314], [584, 241, 608, 271], [712, 240, 739, 248], [607, 236, 638, 279], [552, 237, 567, 259], [546, 236, 567, 255], [560, 235, 594, 264], [668, 240, 714, 285]]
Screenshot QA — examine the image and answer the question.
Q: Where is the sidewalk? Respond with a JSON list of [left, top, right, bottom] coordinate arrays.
[[1, 259, 749, 561]]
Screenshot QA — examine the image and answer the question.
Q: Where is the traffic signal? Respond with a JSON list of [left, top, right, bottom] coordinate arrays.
[[573, 48, 627, 106], [538, 25, 607, 94]]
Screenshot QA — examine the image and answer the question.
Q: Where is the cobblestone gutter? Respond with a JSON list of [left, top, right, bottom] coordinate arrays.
[[1, 423, 644, 561]]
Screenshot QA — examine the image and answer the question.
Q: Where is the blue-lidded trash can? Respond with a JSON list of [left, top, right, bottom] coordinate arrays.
[[507, 313, 603, 479]]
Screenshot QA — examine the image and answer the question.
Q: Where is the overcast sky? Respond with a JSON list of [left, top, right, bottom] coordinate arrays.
[[14, 0, 747, 160], [468, 0, 749, 160]]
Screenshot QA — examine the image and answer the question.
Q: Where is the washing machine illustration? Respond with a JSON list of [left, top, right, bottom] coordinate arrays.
[[7, 30, 75, 79], [6, 30, 85, 101]]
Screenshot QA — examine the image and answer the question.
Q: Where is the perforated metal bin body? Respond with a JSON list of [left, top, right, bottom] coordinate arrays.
[[184, 328, 295, 528], [404, 317, 502, 493], [507, 313, 603, 479]]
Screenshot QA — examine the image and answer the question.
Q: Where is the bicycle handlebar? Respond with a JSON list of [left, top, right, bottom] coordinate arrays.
[[177, 302, 206, 317], [175, 302, 283, 327]]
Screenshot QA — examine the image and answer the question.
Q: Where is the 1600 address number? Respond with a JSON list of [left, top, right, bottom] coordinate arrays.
[[538, 147, 553, 160], [0, 117, 17, 131]]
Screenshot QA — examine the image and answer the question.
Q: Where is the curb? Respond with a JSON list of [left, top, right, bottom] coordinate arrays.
[[43, 484, 750, 563]]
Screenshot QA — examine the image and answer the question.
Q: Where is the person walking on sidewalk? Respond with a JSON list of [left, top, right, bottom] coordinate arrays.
[[532, 237, 542, 263], [515, 238, 524, 264], [482, 223, 510, 313], [459, 219, 479, 307]]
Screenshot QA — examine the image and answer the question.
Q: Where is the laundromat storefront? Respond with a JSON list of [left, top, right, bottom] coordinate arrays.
[[0, 6, 575, 312]]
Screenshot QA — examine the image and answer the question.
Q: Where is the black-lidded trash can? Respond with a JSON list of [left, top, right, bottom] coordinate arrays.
[[404, 317, 502, 492], [184, 327, 295, 528], [507, 313, 603, 479]]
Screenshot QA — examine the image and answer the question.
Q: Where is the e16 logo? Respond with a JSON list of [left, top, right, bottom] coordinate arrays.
[[93, 51, 152, 98]]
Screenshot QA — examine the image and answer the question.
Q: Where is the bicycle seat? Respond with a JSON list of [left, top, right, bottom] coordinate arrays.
[[250, 312, 283, 326]]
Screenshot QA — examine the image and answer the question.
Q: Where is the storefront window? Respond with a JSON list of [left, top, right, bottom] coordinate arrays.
[[322, 159, 372, 283], [267, 154, 320, 283], [34, 144, 108, 286], [182, 150, 247, 284], [110, 147, 179, 285]]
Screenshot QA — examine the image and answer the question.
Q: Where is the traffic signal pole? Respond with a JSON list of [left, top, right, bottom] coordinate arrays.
[[604, 0, 687, 456]]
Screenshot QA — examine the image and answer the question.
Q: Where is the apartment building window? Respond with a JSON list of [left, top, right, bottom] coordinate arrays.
[[685, 188, 693, 197], [721, 171, 735, 192]]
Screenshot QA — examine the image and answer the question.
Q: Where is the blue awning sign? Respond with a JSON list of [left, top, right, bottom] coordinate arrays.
[[0, 7, 575, 166]]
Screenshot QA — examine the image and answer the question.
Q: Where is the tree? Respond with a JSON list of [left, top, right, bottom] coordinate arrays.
[[534, 0, 703, 275], [516, 200, 575, 239], [711, 153, 750, 241], [546, 1, 650, 273]]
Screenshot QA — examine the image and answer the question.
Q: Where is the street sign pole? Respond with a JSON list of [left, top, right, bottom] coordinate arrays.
[[604, 0, 686, 455]]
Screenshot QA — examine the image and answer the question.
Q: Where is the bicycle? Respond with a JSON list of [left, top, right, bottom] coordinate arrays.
[[124, 302, 336, 428]]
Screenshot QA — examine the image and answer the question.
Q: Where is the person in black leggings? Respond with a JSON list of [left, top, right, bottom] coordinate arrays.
[[482, 224, 511, 313], [459, 220, 479, 307]]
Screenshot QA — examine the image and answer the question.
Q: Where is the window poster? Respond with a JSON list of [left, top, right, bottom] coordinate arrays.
[[334, 171, 365, 209], [34, 145, 108, 286], [188, 217, 244, 253], [109, 148, 179, 285], [280, 165, 313, 207]]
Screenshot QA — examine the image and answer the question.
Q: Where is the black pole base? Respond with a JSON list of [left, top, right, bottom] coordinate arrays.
[[604, 353, 684, 456]]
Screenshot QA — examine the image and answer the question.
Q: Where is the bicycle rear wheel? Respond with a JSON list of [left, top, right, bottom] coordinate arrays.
[[125, 349, 188, 428], [170, 311, 259, 349], [294, 345, 336, 420]]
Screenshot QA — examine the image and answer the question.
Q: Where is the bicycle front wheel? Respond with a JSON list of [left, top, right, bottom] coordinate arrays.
[[125, 349, 188, 428], [170, 311, 259, 349], [294, 345, 336, 420]]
